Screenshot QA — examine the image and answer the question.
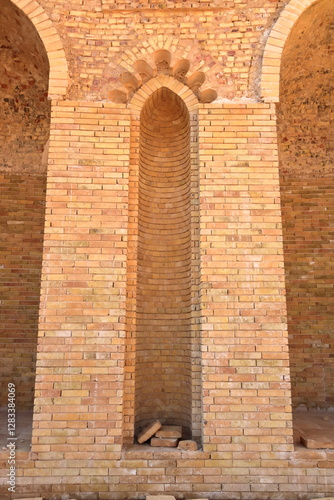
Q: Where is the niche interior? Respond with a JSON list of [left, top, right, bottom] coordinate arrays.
[[0, 0, 50, 410], [277, 0, 334, 410], [123, 84, 202, 444]]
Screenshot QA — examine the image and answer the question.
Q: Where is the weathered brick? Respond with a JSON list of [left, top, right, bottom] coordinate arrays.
[[137, 420, 162, 444]]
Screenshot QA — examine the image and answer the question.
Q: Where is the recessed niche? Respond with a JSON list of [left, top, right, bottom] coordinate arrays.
[[123, 85, 202, 445]]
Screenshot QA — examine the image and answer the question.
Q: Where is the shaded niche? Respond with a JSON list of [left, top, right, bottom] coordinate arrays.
[[0, 0, 50, 409], [277, 0, 334, 410], [135, 87, 194, 435]]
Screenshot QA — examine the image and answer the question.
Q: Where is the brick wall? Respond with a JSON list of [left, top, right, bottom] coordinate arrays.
[[199, 102, 293, 461], [31, 99, 129, 476], [0, 174, 46, 409], [40, 0, 283, 102], [1, 0, 334, 498], [0, 0, 50, 172], [0, 0, 49, 409], [122, 78, 204, 445], [4, 101, 299, 500], [277, 0, 334, 409]]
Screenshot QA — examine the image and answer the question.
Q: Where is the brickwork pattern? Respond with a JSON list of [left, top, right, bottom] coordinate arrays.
[[2, 101, 334, 499], [123, 80, 202, 444], [199, 103, 293, 458], [33, 2, 283, 102], [1, 0, 334, 498], [135, 87, 193, 433], [10, 0, 68, 97], [0, 0, 50, 172], [262, 0, 318, 102], [0, 0, 50, 409], [32, 101, 130, 464], [0, 173, 46, 409], [277, 0, 334, 409]]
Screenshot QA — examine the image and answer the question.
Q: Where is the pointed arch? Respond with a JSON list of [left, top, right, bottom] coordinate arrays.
[[123, 80, 203, 445], [129, 74, 199, 115], [10, 0, 68, 97], [261, 0, 317, 102]]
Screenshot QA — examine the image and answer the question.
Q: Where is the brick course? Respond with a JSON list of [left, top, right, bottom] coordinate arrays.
[[0, 173, 46, 409]]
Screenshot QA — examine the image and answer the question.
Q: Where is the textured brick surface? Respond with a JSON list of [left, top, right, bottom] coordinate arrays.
[[0, 0, 50, 172], [0, 174, 46, 409], [150, 437, 179, 448], [177, 440, 198, 451], [135, 88, 193, 433], [137, 420, 162, 444], [1, 0, 334, 498], [300, 432, 334, 450], [156, 426, 183, 439], [277, 0, 334, 410], [0, 0, 50, 410]]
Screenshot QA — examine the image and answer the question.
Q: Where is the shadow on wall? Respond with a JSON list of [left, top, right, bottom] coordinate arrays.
[[135, 87, 193, 434], [0, 0, 50, 409], [277, 0, 334, 411]]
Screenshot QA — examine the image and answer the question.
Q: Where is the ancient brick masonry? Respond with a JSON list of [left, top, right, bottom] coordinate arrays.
[[277, 0, 334, 410], [0, 0, 50, 410], [1, 0, 334, 499], [135, 88, 193, 433]]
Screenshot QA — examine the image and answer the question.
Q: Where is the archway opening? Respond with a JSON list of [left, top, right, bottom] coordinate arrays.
[[277, 0, 334, 445], [0, 0, 50, 438]]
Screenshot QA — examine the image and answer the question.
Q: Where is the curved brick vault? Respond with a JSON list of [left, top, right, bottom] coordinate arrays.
[[10, 0, 68, 97], [261, 0, 318, 102], [124, 82, 202, 442], [135, 87, 193, 432], [277, 0, 334, 409]]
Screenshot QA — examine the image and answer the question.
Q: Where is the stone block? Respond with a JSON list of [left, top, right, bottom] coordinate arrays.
[[137, 419, 162, 444], [177, 439, 198, 451], [146, 496, 176, 500], [300, 431, 334, 449], [155, 425, 182, 438], [150, 437, 179, 447]]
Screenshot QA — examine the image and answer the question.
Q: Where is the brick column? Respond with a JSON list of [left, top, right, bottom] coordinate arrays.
[[199, 103, 294, 463], [33, 101, 130, 467]]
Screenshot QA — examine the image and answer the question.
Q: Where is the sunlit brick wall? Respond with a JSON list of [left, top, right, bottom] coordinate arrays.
[[1, 0, 334, 498]]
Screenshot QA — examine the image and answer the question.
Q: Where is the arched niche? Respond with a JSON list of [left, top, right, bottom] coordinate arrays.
[[277, 0, 334, 410], [136, 87, 193, 432], [123, 83, 202, 444], [0, 0, 50, 410]]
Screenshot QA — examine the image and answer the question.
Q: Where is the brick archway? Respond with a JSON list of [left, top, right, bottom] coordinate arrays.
[[128, 74, 199, 115], [11, 0, 68, 97], [123, 75, 203, 444], [261, 0, 316, 102]]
